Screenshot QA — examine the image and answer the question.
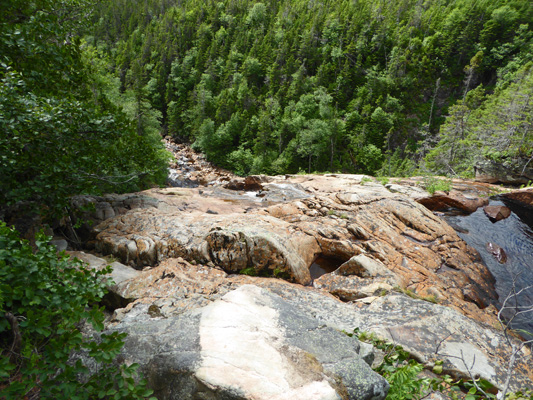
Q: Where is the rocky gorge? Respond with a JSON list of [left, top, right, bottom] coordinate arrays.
[[66, 141, 533, 400]]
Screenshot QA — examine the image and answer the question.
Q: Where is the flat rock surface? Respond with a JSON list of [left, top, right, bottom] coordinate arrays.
[[112, 285, 389, 400], [70, 155, 533, 397], [82, 175, 498, 325], [80, 252, 531, 394]]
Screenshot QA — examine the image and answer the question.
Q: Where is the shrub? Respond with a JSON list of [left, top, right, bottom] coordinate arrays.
[[377, 177, 390, 185], [0, 223, 156, 400], [350, 329, 435, 400], [424, 176, 452, 195], [360, 176, 373, 185]]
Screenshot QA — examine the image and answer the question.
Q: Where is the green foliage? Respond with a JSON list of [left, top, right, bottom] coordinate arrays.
[[426, 63, 533, 177], [239, 267, 258, 276], [505, 389, 533, 400], [350, 328, 437, 399], [88, 0, 533, 177], [424, 177, 452, 195], [355, 145, 385, 175], [350, 328, 533, 400], [239, 266, 292, 280], [0, 0, 170, 218], [272, 268, 291, 280], [360, 176, 373, 185], [377, 177, 390, 185], [327, 210, 349, 219], [0, 223, 156, 399]]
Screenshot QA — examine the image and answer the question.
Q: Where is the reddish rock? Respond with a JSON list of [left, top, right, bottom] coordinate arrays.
[[483, 205, 511, 222], [243, 175, 265, 191], [500, 189, 533, 208], [417, 190, 488, 213], [72, 164, 533, 393], [81, 173, 500, 327], [223, 175, 268, 191], [224, 178, 245, 190]]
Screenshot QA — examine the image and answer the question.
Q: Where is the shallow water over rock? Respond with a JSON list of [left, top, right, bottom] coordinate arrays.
[[168, 168, 199, 188], [444, 200, 533, 337]]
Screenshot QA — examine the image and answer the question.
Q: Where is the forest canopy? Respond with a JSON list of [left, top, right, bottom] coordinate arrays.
[[88, 0, 533, 178]]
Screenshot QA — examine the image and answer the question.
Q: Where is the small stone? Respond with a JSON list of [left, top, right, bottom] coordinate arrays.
[[485, 242, 507, 264], [49, 239, 68, 252], [148, 304, 164, 318]]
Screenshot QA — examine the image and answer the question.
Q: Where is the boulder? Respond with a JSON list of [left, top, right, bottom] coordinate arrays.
[[49, 238, 68, 252], [312, 255, 401, 301], [485, 242, 507, 264], [68, 251, 141, 286], [499, 188, 533, 228], [69, 193, 162, 244], [244, 175, 267, 191], [243, 282, 532, 393], [67, 251, 142, 309], [354, 294, 531, 391], [111, 285, 389, 400], [417, 190, 488, 213], [500, 188, 533, 208], [483, 205, 511, 222], [224, 177, 245, 190], [267, 194, 497, 321], [105, 264, 532, 395]]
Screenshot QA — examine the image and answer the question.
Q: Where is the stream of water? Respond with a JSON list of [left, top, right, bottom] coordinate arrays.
[[444, 200, 533, 337]]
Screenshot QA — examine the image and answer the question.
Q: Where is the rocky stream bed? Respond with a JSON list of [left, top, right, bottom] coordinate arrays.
[[64, 140, 533, 400]]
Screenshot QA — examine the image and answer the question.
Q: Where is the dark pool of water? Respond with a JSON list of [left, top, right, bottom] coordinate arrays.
[[443, 200, 533, 337], [309, 256, 344, 280]]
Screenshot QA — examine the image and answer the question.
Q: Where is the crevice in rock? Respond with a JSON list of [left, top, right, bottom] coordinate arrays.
[[401, 233, 435, 247], [309, 255, 344, 280], [101, 291, 135, 312]]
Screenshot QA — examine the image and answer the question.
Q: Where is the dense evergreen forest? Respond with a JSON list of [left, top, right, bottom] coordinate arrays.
[[88, 0, 533, 177], [1, 0, 532, 216]]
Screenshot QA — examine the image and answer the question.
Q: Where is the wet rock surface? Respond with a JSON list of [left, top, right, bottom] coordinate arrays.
[[442, 198, 533, 339], [485, 242, 508, 264]]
